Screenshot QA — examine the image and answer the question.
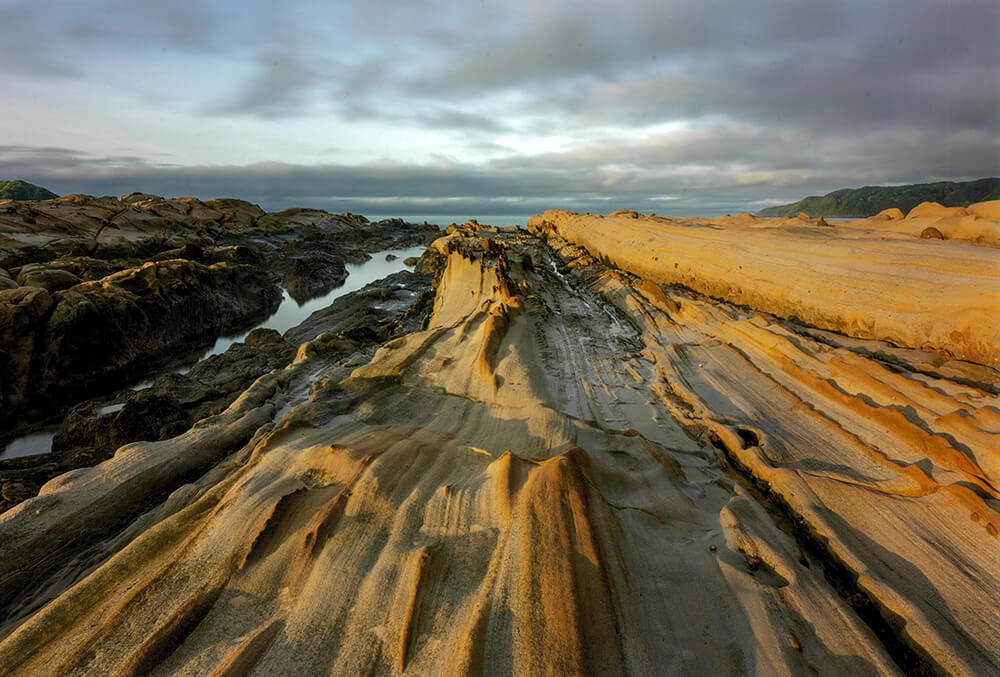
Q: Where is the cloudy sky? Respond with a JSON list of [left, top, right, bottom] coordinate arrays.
[[1, 0, 998, 218]]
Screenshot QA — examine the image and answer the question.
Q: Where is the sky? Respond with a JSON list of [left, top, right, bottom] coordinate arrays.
[[1, 0, 998, 218]]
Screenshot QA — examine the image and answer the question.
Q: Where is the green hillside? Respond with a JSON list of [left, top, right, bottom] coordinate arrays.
[[0, 179, 59, 201], [758, 178, 1000, 217]]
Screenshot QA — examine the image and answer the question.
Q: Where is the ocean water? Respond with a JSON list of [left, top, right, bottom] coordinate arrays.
[[1, 430, 57, 460], [366, 215, 532, 227]]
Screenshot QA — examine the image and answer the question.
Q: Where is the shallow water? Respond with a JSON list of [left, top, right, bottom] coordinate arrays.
[[1, 430, 57, 460], [193, 245, 429, 361]]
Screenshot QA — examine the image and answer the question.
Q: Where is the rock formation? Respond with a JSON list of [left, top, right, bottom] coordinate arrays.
[[0, 193, 439, 425], [0, 205, 996, 676], [532, 208, 1000, 367]]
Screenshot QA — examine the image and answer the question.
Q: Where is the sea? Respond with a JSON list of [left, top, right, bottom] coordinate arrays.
[[365, 214, 533, 228]]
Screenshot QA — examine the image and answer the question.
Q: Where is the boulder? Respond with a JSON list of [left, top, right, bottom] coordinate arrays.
[[53, 390, 190, 456], [0, 287, 54, 410], [874, 207, 905, 220], [968, 200, 1000, 219], [15, 266, 82, 292], [284, 253, 348, 303], [906, 202, 969, 219], [0, 269, 16, 291]]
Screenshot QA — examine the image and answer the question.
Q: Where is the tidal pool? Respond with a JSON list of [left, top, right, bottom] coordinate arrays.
[[192, 245, 429, 361], [1, 430, 57, 460]]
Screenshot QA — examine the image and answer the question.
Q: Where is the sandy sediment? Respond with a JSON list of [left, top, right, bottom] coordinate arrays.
[[0, 218, 996, 675]]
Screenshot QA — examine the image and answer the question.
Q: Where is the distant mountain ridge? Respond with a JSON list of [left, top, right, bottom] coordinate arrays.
[[0, 180, 59, 201], [758, 178, 1000, 217]]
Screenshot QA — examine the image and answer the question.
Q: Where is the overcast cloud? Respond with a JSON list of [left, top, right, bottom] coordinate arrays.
[[1, 0, 997, 217]]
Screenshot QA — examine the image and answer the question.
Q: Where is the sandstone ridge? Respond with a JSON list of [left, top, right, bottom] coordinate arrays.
[[529, 207, 1000, 367]]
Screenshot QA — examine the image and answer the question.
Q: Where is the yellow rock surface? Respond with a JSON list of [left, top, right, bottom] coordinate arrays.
[[529, 209, 1000, 367]]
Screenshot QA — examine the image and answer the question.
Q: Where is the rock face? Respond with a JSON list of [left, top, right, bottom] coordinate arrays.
[[0, 218, 995, 676], [843, 199, 1000, 245], [0, 193, 439, 428], [0, 258, 281, 419]]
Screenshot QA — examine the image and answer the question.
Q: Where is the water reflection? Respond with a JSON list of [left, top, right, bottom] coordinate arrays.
[[193, 245, 428, 361], [1, 430, 57, 460]]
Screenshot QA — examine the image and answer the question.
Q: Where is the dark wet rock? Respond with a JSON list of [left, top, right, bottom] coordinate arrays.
[[403, 256, 419, 266], [0, 258, 281, 421], [1, 480, 38, 507], [339, 212, 369, 224], [0, 193, 442, 511], [15, 256, 121, 282], [0, 328, 297, 513], [285, 270, 434, 346], [0, 268, 16, 290], [385, 253, 398, 262], [158, 327, 298, 421], [149, 243, 207, 262], [53, 390, 190, 457], [14, 266, 82, 292], [0, 287, 55, 411], [283, 250, 348, 303]]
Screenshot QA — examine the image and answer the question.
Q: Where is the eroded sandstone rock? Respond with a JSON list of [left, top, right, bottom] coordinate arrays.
[[2, 223, 994, 675]]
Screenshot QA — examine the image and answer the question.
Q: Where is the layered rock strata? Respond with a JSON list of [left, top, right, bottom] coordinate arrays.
[[0, 219, 995, 675], [530, 208, 1000, 368]]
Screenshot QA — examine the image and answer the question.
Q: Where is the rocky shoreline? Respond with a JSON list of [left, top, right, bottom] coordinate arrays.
[[0, 193, 440, 510], [0, 200, 996, 675]]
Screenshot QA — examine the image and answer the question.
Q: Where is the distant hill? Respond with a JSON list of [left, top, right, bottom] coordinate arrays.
[[757, 178, 1000, 217], [0, 179, 59, 201]]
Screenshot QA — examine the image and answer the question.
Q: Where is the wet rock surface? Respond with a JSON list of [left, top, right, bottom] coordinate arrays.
[[0, 257, 282, 419], [284, 269, 435, 346]]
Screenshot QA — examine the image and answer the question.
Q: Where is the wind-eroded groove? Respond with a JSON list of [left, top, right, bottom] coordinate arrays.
[[396, 543, 440, 673], [706, 432, 945, 677], [206, 619, 284, 677], [112, 578, 228, 677], [0, 437, 249, 629]]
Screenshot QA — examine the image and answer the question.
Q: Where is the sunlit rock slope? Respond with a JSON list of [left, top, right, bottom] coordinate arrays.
[[0, 211, 997, 676]]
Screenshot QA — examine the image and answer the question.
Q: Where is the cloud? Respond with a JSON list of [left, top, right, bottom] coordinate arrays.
[[0, 0, 996, 214], [393, 0, 1000, 135], [4, 125, 996, 218], [213, 49, 324, 118], [0, 6, 80, 77]]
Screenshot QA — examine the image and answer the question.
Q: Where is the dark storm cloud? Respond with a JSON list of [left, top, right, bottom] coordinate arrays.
[[396, 0, 999, 134]]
